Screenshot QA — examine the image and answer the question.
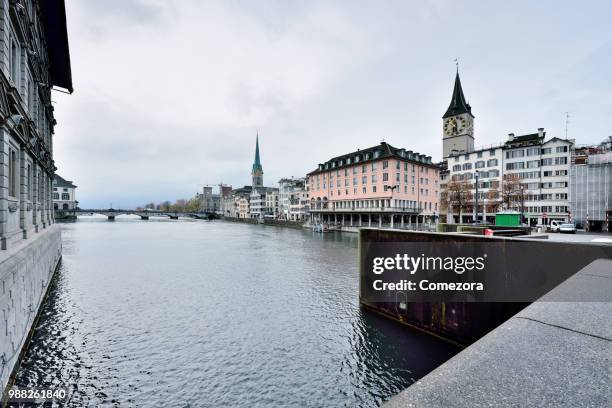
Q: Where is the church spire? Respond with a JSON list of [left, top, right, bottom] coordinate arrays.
[[252, 133, 263, 187], [443, 70, 472, 119], [253, 132, 262, 172]]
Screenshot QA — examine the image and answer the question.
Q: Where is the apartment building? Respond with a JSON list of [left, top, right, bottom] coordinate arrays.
[[307, 141, 439, 229]]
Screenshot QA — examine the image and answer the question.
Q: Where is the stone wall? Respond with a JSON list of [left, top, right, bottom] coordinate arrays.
[[0, 225, 61, 392]]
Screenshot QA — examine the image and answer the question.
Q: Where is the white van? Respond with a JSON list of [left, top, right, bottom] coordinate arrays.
[[548, 220, 563, 232]]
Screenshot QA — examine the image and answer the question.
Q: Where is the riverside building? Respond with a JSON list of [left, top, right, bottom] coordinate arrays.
[[52, 174, 77, 211], [570, 137, 612, 231], [278, 177, 304, 219], [0, 0, 72, 393], [0, 0, 72, 248], [440, 70, 573, 226], [307, 141, 440, 229]]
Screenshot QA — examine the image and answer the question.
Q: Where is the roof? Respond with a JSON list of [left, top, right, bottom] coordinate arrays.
[[505, 132, 545, 147], [40, 0, 73, 93], [54, 174, 76, 188], [252, 134, 262, 172], [307, 141, 436, 176], [443, 71, 472, 119]]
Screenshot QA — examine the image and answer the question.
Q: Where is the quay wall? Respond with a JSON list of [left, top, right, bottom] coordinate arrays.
[[223, 217, 304, 229], [0, 226, 61, 393]]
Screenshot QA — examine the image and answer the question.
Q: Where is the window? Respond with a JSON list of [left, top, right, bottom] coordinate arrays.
[[477, 152, 483, 158], [53, 193, 59, 200], [27, 164, 32, 200], [489, 149, 496, 156], [462, 163, 472, 170], [362, 176, 367, 184], [382, 160, 388, 169], [541, 158, 553, 166], [526, 160, 539, 168], [506, 162, 525, 170], [371, 174, 377, 183], [506, 150, 525, 159], [475, 161, 485, 169], [487, 158, 498, 167], [372, 186, 377, 193], [526, 147, 540, 156], [61, 193, 70, 200], [9, 148, 17, 197], [362, 165, 367, 173], [371, 162, 377, 171], [452, 164, 461, 171], [554, 157, 568, 165], [383, 173, 388, 181], [541, 148, 552, 154], [556, 146, 568, 153]]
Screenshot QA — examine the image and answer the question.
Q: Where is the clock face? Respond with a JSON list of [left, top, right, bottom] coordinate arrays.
[[444, 118, 458, 136], [457, 117, 467, 133]]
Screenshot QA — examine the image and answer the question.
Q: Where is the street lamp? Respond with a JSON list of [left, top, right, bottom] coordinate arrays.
[[474, 170, 479, 224]]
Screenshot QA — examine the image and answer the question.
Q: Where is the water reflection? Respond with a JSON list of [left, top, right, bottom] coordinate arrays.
[[13, 218, 458, 407]]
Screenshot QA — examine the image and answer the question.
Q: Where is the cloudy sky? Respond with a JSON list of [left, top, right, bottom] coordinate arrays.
[[52, 0, 612, 209]]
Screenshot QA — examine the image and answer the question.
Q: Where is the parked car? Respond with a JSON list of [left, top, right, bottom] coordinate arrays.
[[558, 223, 577, 234]]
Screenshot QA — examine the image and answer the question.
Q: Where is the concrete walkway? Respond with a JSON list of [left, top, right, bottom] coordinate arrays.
[[384, 258, 612, 407]]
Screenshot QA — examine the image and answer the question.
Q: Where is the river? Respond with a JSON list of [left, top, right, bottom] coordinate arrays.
[[13, 217, 458, 407]]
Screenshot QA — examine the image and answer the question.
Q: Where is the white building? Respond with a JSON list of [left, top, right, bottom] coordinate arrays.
[[52, 175, 77, 211], [446, 129, 573, 226], [278, 177, 305, 219], [249, 187, 278, 219], [288, 188, 309, 221]]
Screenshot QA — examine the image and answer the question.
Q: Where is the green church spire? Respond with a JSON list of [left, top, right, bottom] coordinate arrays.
[[253, 133, 262, 172], [252, 133, 263, 187]]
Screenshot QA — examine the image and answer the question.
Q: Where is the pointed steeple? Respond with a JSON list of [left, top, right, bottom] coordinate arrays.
[[443, 69, 472, 118], [252, 133, 263, 187], [253, 133, 262, 172]]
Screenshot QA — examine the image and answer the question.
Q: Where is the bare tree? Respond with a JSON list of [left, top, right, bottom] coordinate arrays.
[[486, 185, 501, 214], [501, 174, 523, 210], [445, 180, 472, 224]]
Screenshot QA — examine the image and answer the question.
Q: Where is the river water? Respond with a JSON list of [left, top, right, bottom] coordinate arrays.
[[13, 218, 458, 407]]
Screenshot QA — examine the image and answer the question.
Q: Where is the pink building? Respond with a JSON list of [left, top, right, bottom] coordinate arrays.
[[307, 142, 440, 228]]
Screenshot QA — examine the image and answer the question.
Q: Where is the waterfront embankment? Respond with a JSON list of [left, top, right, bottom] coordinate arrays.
[[384, 258, 612, 407], [0, 226, 62, 394]]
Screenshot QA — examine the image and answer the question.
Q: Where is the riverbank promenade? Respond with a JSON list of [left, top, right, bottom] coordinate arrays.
[[384, 258, 612, 407]]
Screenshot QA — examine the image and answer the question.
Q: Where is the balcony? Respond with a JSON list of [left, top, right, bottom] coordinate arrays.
[[310, 206, 423, 214]]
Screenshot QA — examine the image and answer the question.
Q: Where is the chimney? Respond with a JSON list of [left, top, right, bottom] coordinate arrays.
[[538, 127, 544, 138], [508, 133, 515, 141]]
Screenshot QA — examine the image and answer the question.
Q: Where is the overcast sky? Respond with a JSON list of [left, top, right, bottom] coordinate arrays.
[[52, 0, 612, 209]]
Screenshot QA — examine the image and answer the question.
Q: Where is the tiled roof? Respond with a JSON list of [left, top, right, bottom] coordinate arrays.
[[307, 142, 436, 175], [54, 174, 76, 188]]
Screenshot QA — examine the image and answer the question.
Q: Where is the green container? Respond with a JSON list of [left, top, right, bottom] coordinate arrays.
[[495, 212, 521, 227]]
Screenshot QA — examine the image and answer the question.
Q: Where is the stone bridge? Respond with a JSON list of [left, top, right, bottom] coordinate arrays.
[[74, 209, 219, 221]]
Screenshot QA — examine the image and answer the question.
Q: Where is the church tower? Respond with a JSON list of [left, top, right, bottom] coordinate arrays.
[[252, 134, 264, 187], [442, 69, 475, 158]]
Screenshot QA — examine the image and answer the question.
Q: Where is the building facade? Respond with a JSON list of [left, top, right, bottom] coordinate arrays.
[[445, 130, 573, 226], [308, 141, 439, 229], [52, 174, 77, 210], [570, 137, 612, 231], [288, 188, 309, 221], [0, 0, 72, 249], [249, 186, 278, 219], [440, 71, 572, 226], [278, 177, 304, 219], [200, 186, 220, 212]]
